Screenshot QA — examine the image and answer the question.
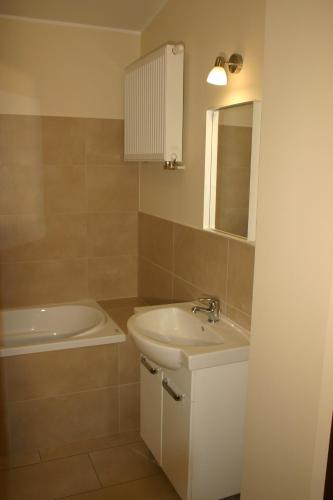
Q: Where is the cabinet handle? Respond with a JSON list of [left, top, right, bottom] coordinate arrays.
[[162, 378, 184, 402], [141, 356, 159, 375]]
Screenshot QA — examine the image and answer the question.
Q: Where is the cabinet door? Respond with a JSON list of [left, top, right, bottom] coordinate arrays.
[[140, 356, 163, 465], [162, 376, 191, 500]]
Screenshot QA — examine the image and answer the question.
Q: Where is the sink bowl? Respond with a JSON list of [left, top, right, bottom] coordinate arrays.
[[128, 306, 222, 369], [127, 303, 249, 370], [130, 306, 223, 346]]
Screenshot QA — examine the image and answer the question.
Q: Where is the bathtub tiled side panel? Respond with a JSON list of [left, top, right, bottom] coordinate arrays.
[[0, 115, 139, 308], [4, 345, 118, 402], [2, 299, 141, 453], [8, 387, 119, 451]]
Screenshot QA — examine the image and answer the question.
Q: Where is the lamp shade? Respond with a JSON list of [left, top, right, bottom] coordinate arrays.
[[207, 65, 228, 85]]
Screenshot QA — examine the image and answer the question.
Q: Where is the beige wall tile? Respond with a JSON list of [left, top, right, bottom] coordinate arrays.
[[227, 240, 255, 315], [174, 225, 228, 302], [0, 116, 140, 307], [0, 405, 9, 456], [90, 442, 159, 487], [173, 276, 207, 303], [226, 305, 252, 331], [99, 298, 144, 332], [85, 118, 124, 165], [137, 215, 254, 324], [8, 387, 119, 451], [99, 297, 145, 310], [40, 430, 141, 462], [41, 116, 85, 165], [44, 165, 86, 214], [118, 337, 140, 385], [138, 258, 173, 305], [137, 215, 254, 323], [139, 213, 174, 271], [0, 165, 44, 215], [4, 345, 118, 402], [0, 115, 43, 167], [104, 306, 135, 333], [88, 256, 137, 299], [0, 454, 100, 499], [0, 214, 87, 261], [87, 213, 137, 258], [119, 384, 140, 433], [86, 165, 138, 212], [0, 259, 87, 307], [0, 359, 8, 454]]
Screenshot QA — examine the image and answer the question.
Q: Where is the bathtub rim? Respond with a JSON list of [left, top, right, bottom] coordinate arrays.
[[0, 299, 126, 357]]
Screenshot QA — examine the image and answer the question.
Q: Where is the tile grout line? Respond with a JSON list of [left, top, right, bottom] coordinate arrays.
[[39, 436, 143, 464], [87, 452, 104, 489], [37, 448, 42, 464], [140, 253, 230, 308], [0, 255, 138, 266], [116, 342, 120, 388], [83, 123, 89, 299], [55, 471, 165, 500], [225, 239, 230, 311], [7, 382, 139, 405], [140, 255, 175, 277], [0, 451, 42, 471], [0, 209, 140, 216], [117, 383, 121, 436]]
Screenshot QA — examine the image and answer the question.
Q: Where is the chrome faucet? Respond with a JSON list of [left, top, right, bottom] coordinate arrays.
[[191, 297, 220, 323]]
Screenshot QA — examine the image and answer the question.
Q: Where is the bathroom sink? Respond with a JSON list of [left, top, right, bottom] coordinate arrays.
[[127, 302, 249, 370], [129, 306, 223, 346]]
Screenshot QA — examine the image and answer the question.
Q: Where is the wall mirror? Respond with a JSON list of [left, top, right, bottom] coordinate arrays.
[[203, 101, 261, 242]]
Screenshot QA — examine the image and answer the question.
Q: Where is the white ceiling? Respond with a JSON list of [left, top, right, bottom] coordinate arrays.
[[0, 0, 168, 32]]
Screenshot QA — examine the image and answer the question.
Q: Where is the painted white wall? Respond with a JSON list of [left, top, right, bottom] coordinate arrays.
[[140, 0, 265, 227], [241, 1, 333, 499], [0, 16, 140, 118], [0, 0, 168, 32]]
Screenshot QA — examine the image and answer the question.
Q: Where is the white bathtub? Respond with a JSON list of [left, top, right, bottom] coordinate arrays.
[[0, 300, 125, 357]]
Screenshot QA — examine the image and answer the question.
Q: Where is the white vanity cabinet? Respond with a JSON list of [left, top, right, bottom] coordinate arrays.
[[140, 355, 248, 500], [140, 357, 163, 464]]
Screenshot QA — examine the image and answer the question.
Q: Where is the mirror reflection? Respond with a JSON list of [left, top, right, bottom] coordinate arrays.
[[215, 102, 253, 238]]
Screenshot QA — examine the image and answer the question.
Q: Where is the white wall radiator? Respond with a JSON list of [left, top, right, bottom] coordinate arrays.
[[124, 43, 184, 168]]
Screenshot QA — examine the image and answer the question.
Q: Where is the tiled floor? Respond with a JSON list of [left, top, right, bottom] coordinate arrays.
[[0, 431, 180, 499]]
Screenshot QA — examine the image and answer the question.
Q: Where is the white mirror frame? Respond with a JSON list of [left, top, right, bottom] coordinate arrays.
[[203, 101, 262, 242]]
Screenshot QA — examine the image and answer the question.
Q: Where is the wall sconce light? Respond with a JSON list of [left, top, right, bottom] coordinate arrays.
[[207, 53, 243, 86]]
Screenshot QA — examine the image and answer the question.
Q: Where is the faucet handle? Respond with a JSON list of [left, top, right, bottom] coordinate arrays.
[[198, 297, 220, 310], [198, 297, 213, 303]]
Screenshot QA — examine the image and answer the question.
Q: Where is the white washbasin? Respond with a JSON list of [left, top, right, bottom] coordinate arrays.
[[127, 302, 249, 370], [130, 306, 223, 346]]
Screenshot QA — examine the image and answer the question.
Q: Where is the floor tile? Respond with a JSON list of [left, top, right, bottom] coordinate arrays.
[[0, 454, 100, 499], [40, 431, 142, 462], [61, 473, 180, 499], [90, 442, 160, 487], [0, 449, 40, 470]]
